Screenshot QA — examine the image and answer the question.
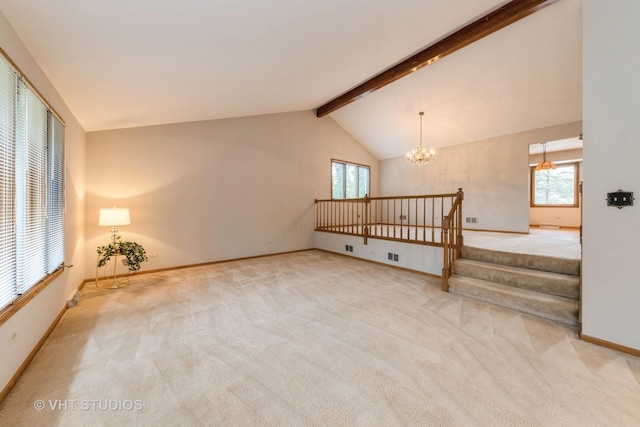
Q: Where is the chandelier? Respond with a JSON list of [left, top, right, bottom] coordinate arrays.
[[406, 111, 436, 165], [534, 142, 556, 170]]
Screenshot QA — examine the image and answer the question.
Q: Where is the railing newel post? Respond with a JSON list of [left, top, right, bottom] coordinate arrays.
[[455, 188, 464, 259], [363, 194, 370, 245], [442, 216, 450, 292]]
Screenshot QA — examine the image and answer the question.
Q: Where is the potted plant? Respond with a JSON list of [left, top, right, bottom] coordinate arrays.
[[97, 236, 149, 272]]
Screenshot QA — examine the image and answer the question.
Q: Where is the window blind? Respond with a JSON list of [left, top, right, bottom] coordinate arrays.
[[0, 58, 17, 309], [0, 52, 65, 310], [46, 112, 65, 274], [16, 80, 48, 293]]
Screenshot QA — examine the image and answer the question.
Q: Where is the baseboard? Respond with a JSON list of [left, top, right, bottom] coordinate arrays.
[[314, 248, 441, 280], [0, 304, 67, 404], [90, 247, 439, 283], [580, 334, 640, 358], [530, 224, 581, 230], [89, 248, 315, 283], [78, 278, 92, 292], [462, 227, 529, 235]]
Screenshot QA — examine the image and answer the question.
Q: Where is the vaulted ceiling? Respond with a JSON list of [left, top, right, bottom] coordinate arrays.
[[0, 0, 582, 159]]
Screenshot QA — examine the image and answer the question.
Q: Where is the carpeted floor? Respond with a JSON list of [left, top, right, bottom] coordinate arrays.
[[464, 229, 581, 260], [1, 250, 638, 426]]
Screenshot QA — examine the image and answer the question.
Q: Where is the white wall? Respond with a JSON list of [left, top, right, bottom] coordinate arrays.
[[314, 232, 443, 277], [529, 148, 583, 228], [0, 12, 86, 392], [380, 122, 582, 233], [85, 111, 378, 277], [582, 0, 640, 350]]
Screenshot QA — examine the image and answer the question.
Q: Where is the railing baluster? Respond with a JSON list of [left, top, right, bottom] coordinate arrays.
[[413, 199, 425, 240], [407, 198, 410, 240], [351, 201, 354, 234], [431, 197, 435, 242], [325, 201, 328, 229], [386, 199, 389, 237], [440, 198, 444, 244], [400, 199, 403, 239], [360, 200, 363, 235], [423, 197, 427, 243], [393, 199, 397, 239], [380, 200, 382, 236], [407, 198, 411, 240], [323, 201, 326, 229], [334, 200, 337, 232], [372, 199, 376, 236], [353, 201, 356, 234]]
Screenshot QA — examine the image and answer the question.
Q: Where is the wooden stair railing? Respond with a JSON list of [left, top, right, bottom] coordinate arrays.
[[315, 192, 461, 245], [315, 188, 464, 291], [442, 188, 464, 292]]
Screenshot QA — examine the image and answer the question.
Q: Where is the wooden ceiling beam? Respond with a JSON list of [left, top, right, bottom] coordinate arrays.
[[315, 0, 560, 117]]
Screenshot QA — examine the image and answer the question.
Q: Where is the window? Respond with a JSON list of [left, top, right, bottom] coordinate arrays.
[[530, 162, 578, 207], [0, 53, 65, 311], [331, 160, 370, 199]]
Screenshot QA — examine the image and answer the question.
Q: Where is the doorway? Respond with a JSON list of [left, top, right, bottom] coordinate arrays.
[[528, 136, 583, 234]]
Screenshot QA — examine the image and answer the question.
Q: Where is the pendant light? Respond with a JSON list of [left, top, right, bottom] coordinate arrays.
[[535, 142, 556, 170]]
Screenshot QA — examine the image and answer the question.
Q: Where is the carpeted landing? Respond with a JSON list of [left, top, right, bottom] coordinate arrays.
[[1, 250, 639, 426]]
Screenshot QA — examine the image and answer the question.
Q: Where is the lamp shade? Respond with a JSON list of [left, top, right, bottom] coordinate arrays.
[[99, 208, 131, 226]]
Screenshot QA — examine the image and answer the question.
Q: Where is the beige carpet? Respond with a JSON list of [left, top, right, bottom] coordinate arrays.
[[1, 250, 639, 426], [464, 230, 581, 260]]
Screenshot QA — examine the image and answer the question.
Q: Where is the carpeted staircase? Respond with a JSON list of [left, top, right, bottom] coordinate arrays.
[[448, 246, 580, 326]]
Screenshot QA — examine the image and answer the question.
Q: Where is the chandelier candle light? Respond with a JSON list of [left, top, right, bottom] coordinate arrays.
[[406, 111, 436, 165]]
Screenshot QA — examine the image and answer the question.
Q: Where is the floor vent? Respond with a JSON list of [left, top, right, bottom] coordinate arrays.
[[66, 290, 82, 308]]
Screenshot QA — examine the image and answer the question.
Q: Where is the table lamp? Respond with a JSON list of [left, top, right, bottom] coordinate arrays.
[[97, 207, 131, 288], [99, 207, 130, 243]]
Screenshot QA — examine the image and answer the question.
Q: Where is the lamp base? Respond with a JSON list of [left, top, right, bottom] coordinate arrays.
[[95, 279, 129, 289], [95, 252, 130, 290]]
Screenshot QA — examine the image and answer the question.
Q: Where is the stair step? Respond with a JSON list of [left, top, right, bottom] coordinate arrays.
[[448, 275, 578, 326], [453, 259, 580, 300], [461, 246, 580, 276]]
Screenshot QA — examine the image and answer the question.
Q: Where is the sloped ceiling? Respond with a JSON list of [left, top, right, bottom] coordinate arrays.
[[0, 0, 581, 159]]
